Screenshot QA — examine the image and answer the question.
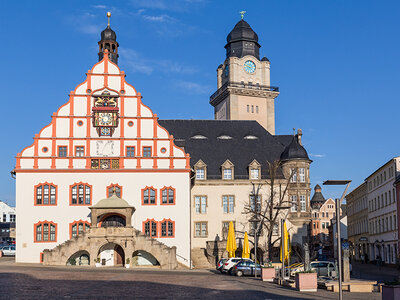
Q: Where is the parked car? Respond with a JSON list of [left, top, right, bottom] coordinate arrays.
[[222, 258, 253, 274], [231, 260, 262, 277], [216, 258, 227, 273], [0, 245, 16, 256], [310, 261, 336, 277]]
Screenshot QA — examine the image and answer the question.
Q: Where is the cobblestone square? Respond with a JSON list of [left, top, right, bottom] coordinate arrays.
[[0, 258, 381, 300]]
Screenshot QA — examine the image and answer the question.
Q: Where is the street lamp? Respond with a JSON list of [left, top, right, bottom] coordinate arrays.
[[274, 205, 292, 284], [323, 180, 351, 300]]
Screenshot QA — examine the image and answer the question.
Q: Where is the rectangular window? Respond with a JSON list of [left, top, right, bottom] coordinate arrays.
[[251, 105, 254, 113], [223, 169, 232, 179], [36, 225, 42, 241], [290, 168, 297, 183], [195, 222, 207, 237], [322, 222, 325, 229], [126, 146, 135, 157], [222, 195, 234, 213], [143, 147, 152, 157], [247, 105, 249, 112], [222, 221, 236, 237], [256, 106, 259, 113], [273, 223, 279, 235], [71, 184, 91, 205], [250, 195, 261, 213], [75, 146, 84, 157], [300, 195, 306, 212], [10, 214, 15, 222], [196, 168, 205, 180], [161, 188, 175, 204], [143, 188, 156, 205], [195, 196, 207, 214], [299, 168, 305, 182], [250, 168, 259, 179], [291, 195, 297, 212], [58, 146, 67, 157]]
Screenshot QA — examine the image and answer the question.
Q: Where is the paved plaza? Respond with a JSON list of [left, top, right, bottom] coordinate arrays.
[[0, 258, 382, 300]]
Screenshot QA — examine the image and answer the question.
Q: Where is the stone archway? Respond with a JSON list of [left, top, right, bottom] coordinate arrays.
[[98, 242, 125, 266], [132, 250, 160, 267], [67, 250, 90, 266]]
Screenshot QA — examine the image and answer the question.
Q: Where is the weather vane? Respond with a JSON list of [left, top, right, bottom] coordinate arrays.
[[240, 11, 246, 20], [107, 11, 111, 27]]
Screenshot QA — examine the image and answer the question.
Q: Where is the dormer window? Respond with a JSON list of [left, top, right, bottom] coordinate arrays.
[[191, 135, 207, 140], [244, 135, 258, 140], [194, 159, 207, 181], [224, 169, 232, 180], [217, 135, 232, 140], [250, 168, 259, 179], [221, 159, 234, 180], [196, 168, 205, 180], [248, 159, 261, 180]]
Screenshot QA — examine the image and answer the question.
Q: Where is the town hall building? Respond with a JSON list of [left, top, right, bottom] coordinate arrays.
[[14, 14, 312, 268]]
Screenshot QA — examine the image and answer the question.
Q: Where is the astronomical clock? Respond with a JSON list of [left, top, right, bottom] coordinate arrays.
[[92, 90, 119, 137]]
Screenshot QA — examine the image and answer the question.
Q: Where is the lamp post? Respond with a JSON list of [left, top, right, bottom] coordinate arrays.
[[323, 180, 351, 300], [274, 205, 291, 283]]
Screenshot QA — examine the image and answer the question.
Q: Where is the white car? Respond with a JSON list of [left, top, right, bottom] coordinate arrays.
[[222, 258, 253, 274], [0, 245, 16, 256]]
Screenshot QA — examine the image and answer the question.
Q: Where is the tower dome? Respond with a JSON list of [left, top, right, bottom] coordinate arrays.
[[98, 12, 119, 65], [310, 184, 326, 208], [280, 136, 310, 161], [225, 19, 261, 59]]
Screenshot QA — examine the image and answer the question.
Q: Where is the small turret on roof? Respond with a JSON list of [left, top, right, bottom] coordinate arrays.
[[310, 184, 326, 208]]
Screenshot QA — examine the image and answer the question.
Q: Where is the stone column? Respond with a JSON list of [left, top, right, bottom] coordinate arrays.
[[343, 248, 350, 282]]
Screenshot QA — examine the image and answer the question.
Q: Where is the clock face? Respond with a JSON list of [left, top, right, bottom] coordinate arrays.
[[244, 60, 256, 74], [99, 113, 113, 126]]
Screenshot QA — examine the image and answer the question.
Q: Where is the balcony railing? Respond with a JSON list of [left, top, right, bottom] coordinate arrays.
[[210, 81, 279, 103]]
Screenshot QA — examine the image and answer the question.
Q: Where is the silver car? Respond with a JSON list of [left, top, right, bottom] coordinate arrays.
[[310, 261, 335, 277], [0, 245, 16, 256]]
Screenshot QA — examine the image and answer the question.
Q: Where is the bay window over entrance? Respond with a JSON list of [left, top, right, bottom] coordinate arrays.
[[100, 214, 126, 227]]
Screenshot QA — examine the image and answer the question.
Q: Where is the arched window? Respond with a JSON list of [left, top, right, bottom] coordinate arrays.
[[34, 221, 57, 242], [143, 219, 158, 238], [70, 220, 91, 239], [160, 219, 175, 238], [161, 187, 175, 205], [107, 183, 122, 198], [70, 182, 92, 205], [35, 183, 57, 205], [142, 187, 156, 205]]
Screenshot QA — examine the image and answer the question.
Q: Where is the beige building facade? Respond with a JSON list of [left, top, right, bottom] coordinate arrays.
[[346, 182, 369, 261]]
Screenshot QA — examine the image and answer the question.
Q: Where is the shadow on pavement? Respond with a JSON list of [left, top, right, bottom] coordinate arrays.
[[0, 272, 315, 300]]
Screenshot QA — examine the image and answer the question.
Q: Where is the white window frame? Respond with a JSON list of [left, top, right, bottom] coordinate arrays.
[[299, 168, 305, 182], [300, 195, 306, 212], [195, 196, 207, 214], [291, 195, 297, 212], [250, 168, 259, 179], [196, 168, 205, 180], [290, 168, 297, 183], [223, 168, 232, 180]]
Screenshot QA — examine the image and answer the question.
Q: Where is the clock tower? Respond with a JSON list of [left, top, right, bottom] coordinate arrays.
[[210, 18, 279, 134]]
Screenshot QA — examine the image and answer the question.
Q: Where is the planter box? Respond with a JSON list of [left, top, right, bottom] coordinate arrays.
[[261, 268, 275, 282], [295, 273, 317, 292], [382, 285, 400, 300]]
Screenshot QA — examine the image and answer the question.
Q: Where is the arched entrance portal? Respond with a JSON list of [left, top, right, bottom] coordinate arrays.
[[98, 243, 125, 266], [132, 250, 160, 267], [67, 250, 90, 266]]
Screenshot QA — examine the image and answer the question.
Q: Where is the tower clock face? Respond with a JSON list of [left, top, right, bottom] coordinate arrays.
[[244, 60, 256, 74]]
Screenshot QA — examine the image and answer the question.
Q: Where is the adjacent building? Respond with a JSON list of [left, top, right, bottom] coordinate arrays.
[[346, 157, 399, 265], [0, 201, 16, 244], [346, 182, 369, 261], [366, 157, 399, 264]]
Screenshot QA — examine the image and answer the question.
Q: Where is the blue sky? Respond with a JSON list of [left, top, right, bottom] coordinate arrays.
[[2, 0, 400, 206]]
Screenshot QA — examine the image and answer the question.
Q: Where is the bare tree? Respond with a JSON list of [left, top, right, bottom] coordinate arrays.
[[243, 160, 294, 261]]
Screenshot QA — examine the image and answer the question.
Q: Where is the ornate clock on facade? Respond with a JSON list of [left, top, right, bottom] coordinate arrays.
[[244, 60, 256, 74], [92, 91, 119, 137]]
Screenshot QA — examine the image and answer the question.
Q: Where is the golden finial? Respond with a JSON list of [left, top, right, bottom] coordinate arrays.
[[107, 12, 111, 27], [240, 11, 246, 20]]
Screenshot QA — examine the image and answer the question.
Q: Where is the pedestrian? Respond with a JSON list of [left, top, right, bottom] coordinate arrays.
[[365, 253, 369, 264], [361, 254, 365, 264]]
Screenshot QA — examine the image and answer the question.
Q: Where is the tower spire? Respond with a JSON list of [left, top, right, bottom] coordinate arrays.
[[239, 11, 246, 20], [98, 12, 119, 64]]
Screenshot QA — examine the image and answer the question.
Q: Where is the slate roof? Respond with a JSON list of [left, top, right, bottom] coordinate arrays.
[[280, 136, 310, 161], [159, 120, 298, 180], [310, 184, 326, 207]]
